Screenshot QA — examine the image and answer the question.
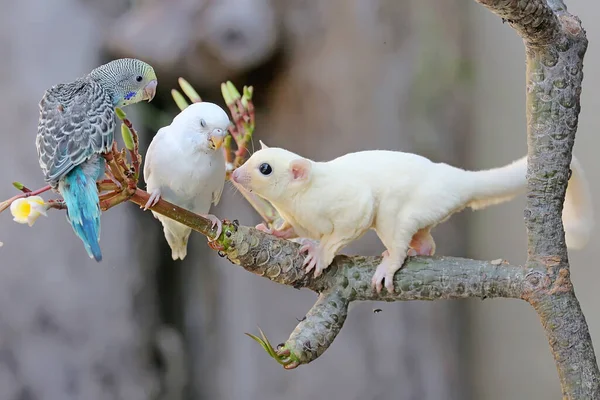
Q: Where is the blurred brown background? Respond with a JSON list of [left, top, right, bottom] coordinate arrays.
[[0, 0, 597, 399]]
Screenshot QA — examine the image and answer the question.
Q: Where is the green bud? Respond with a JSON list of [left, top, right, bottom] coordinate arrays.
[[221, 82, 233, 106], [241, 86, 253, 108], [12, 182, 25, 190], [121, 124, 134, 151], [178, 77, 202, 103], [115, 107, 127, 120], [223, 134, 232, 149], [243, 85, 253, 100], [171, 89, 189, 111], [226, 81, 241, 100]]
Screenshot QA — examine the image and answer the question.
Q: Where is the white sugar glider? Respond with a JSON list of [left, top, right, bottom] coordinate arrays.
[[143, 102, 230, 260], [231, 141, 593, 293]]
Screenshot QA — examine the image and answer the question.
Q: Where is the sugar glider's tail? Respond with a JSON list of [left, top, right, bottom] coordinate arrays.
[[465, 155, 593, 250]]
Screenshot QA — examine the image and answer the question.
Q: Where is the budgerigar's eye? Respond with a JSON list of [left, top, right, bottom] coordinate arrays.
[[136, 75, 143, 82], [258, 163, 272, 176], [200, 119, 207, 128]]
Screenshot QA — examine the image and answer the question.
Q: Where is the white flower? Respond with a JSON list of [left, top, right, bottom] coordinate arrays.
[[10, 196, 48, 227]]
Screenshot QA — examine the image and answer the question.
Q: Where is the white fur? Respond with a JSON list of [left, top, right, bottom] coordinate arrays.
[[233, 146, 594, 293], [143, 102, 229, 260]]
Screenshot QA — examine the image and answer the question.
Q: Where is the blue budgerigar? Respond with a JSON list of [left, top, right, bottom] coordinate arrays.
[[36, 58, 158, 261]]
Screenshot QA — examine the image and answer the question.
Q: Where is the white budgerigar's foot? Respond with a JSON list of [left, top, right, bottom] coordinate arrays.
[[143, 189, 161, 210], [201, 214, 222, 242]]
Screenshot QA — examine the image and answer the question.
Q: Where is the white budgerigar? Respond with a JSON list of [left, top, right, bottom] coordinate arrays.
[[143, 102, 230, 260]]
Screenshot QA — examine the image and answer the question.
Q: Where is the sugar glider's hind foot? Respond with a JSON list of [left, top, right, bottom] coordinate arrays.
[[372, 261, 396, 294], [372, 252, 405, 294], [408, 228, 436, 256]]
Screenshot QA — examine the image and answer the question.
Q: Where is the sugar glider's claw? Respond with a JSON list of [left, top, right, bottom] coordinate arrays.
[[372, 256, 396, 294], [371, 269, 385, 294], [299, 240, 319, 276], [384, 275, 395, 294], [255, 223, 271, 233], [202, 214, 223, 241], [143, 189, 161, 210]]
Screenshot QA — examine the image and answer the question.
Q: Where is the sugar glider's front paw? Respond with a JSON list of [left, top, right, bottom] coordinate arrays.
[[255, 223, 297, 239], [298, 238, 327, 278]]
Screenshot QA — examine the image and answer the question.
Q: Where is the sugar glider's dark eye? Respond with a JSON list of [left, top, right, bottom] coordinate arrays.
[[136, 75, 143, 82], [258, 163, 272, 175]]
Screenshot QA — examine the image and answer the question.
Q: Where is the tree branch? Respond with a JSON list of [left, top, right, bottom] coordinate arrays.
[[475, 0, 561, 46], [474, 1, 599, 398], [222, 225, 541, 367]]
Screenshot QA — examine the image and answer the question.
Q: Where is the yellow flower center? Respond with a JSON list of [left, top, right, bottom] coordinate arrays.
[[16, 201, 31, 217]]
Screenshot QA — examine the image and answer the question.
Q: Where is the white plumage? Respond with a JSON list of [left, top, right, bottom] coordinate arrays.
[[143, 102, 230, 260]]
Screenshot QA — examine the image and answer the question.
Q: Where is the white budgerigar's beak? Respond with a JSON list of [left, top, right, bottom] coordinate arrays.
[[208, 128, 226, 150], [143, 80, 158, 102]]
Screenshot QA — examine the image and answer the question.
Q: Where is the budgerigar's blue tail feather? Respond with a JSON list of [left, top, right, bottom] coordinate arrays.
[[59, 162, 102, 262]]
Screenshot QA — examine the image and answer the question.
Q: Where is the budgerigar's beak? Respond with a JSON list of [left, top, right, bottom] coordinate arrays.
[[208, 128, 225, 150], [143, 80, 158, 102]]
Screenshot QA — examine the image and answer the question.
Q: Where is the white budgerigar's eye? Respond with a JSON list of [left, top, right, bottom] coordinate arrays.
[[200, 119, 207, 128]]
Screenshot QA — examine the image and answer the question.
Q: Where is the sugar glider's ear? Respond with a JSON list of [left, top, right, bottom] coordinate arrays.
[[259, 140, 269, 150], [289, 158, 312, 181]]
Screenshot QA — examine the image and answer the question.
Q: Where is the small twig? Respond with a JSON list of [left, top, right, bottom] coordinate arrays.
[[97, 179, 120, 193], [229, 180, 279, 227], [129, 189, 220, 239], [47, 200, 67, 210], [102, 145, 127, 184], [100, 190, 133, 211], [0, 185, 52, 214], [121, 117, 142, 178]]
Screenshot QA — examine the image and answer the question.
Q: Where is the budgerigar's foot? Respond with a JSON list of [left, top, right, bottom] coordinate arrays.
[[407, 248, 418, 257], [143, 189, 161, 210], [202, 214, 222, 242], [298, 239, 325, 278], [105, 170, 122, 189]]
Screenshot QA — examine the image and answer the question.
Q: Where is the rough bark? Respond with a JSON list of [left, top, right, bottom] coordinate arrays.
[[475, 0, 599, 398]]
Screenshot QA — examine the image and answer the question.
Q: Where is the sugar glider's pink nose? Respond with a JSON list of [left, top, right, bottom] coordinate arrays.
[[231, 169, 240, 183]]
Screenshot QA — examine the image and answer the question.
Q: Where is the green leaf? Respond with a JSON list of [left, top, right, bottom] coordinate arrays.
[[171, 89, 189, 111], [178, 77, 202, 103], [121, 124, 135, 151], [12, 182, 24, 190], [245, 328, 293, 366], [115, 107, 127, 120]]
